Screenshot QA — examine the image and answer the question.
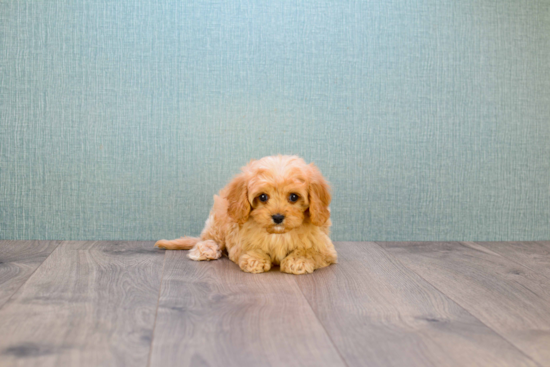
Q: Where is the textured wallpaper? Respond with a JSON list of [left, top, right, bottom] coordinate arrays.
[[1, 0, 549, 241]]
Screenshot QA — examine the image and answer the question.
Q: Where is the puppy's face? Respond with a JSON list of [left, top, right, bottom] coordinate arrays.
[[248, 172, 309, 234], [226, 156, 331, 233]]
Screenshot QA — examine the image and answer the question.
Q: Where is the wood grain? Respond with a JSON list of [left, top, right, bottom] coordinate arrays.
[[0, 241, 164, 367], [2, 240, 549, 367], [0, 241, 60, 308], [149, 251, 345, 367], [475, 241, 550, 279], [379, 241, 550, 366], [295, 242, 537, 367]]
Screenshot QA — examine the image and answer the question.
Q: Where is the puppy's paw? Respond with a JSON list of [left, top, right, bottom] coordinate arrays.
[[280, 256, 315, 275], [188, 240, 222, 261], [239, 254, 271, 273]]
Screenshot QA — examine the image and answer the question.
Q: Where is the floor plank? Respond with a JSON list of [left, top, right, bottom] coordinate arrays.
[[475, 241, 550, 279], [378, 241, 550, 367], [149, 251, 345, 367], [0, 241, 164, 367], [0, 241, 60, 308], [294, 242, 537, 367], [2, 240, 548, 367]]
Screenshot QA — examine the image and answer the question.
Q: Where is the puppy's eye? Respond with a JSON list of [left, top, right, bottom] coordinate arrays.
[[259, 194, 269, 202], [289, 193, 299, 203]]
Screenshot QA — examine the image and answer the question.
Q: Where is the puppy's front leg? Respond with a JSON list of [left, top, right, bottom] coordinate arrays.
[[238, 249, 272, 274], [281, 247, 336, 275], [280, 249, 315, 275]]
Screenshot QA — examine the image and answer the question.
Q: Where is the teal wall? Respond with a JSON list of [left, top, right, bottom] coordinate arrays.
[[1, 0, 549, 241]]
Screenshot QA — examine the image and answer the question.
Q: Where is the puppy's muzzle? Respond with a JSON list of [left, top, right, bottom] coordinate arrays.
[[272, 214, 285, 224]]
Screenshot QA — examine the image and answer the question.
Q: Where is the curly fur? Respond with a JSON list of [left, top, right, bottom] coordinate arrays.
[[155, 155, 337, 274]]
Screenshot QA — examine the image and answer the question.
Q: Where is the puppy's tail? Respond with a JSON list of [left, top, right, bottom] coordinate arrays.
[[155, 236, 200, 250]]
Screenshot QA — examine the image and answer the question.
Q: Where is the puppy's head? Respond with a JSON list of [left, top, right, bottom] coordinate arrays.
[[226, 155, 331, 233]]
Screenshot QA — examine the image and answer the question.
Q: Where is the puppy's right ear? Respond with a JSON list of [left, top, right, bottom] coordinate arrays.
[[226, 173, 251, 224], [308, 164, 332, 226]]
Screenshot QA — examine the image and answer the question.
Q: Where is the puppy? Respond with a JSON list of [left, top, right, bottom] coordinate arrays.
[[155, 155, 337, 274]]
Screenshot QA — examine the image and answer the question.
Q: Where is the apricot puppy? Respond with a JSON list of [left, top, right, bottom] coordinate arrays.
[[155, 155, 337, 274]]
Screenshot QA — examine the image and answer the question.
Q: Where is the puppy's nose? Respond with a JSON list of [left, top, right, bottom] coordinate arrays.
[[272, 214, 285, 224]]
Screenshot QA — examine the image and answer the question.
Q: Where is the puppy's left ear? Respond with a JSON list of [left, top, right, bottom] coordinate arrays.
[[226, 173, 251, 224], [308, 164, 331, 226]]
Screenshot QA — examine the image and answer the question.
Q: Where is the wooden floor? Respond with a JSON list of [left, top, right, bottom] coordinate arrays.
[[0, 241, 549, 366]]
